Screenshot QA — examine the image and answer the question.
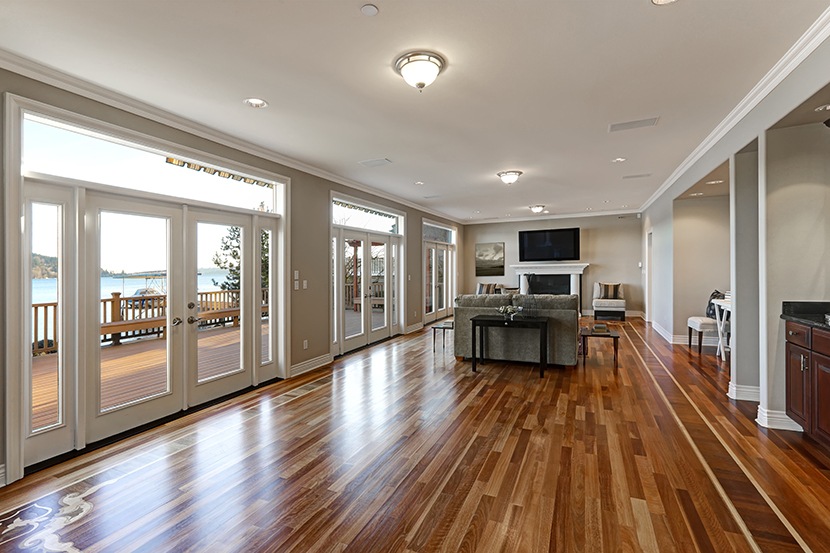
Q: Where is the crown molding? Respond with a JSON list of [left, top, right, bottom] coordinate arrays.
[[640, 7, 830, 212], [0, 49, 463, 226], [464, 208, 641, 226]]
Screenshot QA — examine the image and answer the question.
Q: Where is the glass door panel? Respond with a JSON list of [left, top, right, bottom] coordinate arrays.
[[436, 248, 446, 312], [260, 229, 271, 365], [369, 240, 387, 333], [195, 222, 243, 383], [343, 236, 365, 345], [99, 211, 171, 410], [30, 203, 62, 431], [425, 247, 435, 319]]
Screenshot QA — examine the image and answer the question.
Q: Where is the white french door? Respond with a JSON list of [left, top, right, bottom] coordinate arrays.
[[84, 194, 186, 442], [22, 183, 78, 466], [424, 243, 453, 323], [186, 209, 255, 406], [336, 230, 395, 354], [18, 187, 276, 457]]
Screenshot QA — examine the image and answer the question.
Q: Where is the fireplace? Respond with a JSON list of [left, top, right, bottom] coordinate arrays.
[[525, 274, 570, 294], [510, 263, 590, 314]]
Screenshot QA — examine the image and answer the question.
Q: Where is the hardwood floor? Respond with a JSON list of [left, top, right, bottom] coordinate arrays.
[[3, 319, 829, 552]]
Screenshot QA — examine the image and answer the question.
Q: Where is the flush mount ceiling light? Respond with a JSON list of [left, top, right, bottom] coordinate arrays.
[[497, 170, 523, 185], [394, 51, 445, 91], [243, 98, 269, 108], [529, 205, 545, 213], [611, 157, 627, 163], [651, 0, 677, 4]]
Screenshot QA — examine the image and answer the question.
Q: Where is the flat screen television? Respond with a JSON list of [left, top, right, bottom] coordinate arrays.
[[518, 228, 580, 262]]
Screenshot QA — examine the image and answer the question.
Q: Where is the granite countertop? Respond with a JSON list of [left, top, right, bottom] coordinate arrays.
[[781, 301, 830, 330]]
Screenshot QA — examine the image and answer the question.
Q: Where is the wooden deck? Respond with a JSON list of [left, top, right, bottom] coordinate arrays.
[[31, 323, 265, 428], [7, 318, 830, 551]]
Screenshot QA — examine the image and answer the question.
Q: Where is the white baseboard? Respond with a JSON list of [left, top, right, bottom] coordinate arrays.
[[405, 322, 424, 334], [727, 383, 760, 402], [651, 321, 673, 343], [756, 407, 803, 431], [290, 353, 333, 377]]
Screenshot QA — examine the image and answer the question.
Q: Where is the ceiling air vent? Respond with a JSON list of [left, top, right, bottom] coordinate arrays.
[[358, 158, 392, 168], [608, 117, 659, 133], [622, 173, 653, 180]]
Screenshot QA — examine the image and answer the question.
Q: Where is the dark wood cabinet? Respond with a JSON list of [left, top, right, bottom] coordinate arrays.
[[786, 341, 811, 431], [813, 352, 830, 444], [785, 320, 830, 448]]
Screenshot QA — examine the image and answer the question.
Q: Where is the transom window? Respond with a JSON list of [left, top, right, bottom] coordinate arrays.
[[332, 198, 401, 234], [423, 222, 454, 244], [23, 114, 275, 212]]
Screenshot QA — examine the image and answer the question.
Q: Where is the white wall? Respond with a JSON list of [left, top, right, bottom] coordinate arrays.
[[642, 196, 674, 340], [672, 196, 731, 337], [764, 123, 830, 415], [462, 214, 643, 314]]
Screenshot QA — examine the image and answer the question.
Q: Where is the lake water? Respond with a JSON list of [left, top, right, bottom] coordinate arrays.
[[31, 270, 229, 304]]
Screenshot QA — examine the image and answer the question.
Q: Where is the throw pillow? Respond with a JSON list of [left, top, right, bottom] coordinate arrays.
[[706, 289, 725, 319], [599, 283, 621, 299], [477, 283, 498, 294]]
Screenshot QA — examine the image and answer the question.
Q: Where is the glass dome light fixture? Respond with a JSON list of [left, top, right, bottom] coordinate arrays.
[[529, 205, 545, 213], [497, 170, 523, 185], [394, 51, 445, 91]]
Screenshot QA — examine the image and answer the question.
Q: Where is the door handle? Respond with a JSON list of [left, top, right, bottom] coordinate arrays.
[[171, 317, 183, 326], [187, 316, 202, 324]]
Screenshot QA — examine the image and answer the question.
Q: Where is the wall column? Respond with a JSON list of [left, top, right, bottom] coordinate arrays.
[[728, 150, 760, 401]]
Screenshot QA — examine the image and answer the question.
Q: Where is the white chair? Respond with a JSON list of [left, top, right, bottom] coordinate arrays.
[[687, 316, 717, 354], [592, 282, 626, 321]]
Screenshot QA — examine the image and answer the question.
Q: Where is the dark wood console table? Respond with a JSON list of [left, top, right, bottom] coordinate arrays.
[[470, 315, 548, 377]]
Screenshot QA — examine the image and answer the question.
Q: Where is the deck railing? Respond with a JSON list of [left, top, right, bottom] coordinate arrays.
[[343, 281, 385, 310], [32, 289, 269, 355]]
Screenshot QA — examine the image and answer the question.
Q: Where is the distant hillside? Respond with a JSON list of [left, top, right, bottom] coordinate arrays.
[[31, 253, 118, 279]]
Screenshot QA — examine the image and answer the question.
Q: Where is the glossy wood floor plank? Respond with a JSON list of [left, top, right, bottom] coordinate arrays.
[[3, 319, 828, 551]]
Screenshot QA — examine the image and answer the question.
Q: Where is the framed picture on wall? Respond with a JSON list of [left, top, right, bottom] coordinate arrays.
[[475, 242, 505, 276]]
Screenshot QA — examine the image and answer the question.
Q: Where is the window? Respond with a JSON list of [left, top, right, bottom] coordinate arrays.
[[332, 199, 401, 234], [23, 114, 275, 212]]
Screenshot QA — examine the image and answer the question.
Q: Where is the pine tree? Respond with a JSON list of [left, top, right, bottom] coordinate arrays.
[[212, 227, 270, 291]]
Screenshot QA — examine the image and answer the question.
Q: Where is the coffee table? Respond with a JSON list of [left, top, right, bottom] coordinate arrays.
[[580, 327, 620, 370]]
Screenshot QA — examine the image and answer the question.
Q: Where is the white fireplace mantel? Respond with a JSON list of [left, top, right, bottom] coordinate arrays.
[[509, 263, 590, 305]]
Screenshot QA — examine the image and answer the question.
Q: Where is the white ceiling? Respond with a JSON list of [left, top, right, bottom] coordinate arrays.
[[1, 1, 828, 223]]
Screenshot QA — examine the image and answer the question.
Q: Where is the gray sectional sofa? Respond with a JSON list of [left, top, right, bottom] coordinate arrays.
[[453, 294, 579, 366]]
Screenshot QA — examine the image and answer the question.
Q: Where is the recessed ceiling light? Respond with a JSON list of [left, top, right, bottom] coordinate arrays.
[[652, 0, 677, 5], [360, 4, 379, 16], [603, 200, 610, 204], [611, 157, 627, 163], [243, 98, 269, 108], [690, 192, 704, 197], [622, 204, 629, 208], [474, 210, 481, 214], [414, 181, 424, 186], [586, 207, 593, 211], [705, 179, 724, 185], [543, 210, 550, 214], [814, 104, 830, 112], [529, 205, 545, 213]]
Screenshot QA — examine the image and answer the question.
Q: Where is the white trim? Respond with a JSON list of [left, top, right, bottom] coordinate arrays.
[[0, 465, 5, 487], [0, 49, 463, 225], [465, 209, 640, 225], [650, 321, 673, 344], [405, 322, 424, 334], [5, 93, 25, 485], [728, 383, 761, 402], [756, 407, 803, 432], [290, 354, 333, 377], [641, 8, 830, 213]]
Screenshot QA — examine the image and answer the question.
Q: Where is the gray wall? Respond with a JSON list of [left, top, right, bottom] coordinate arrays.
[[642, 195, 674, 338], [462, 214, 644, 314], [672, 195, 731, 336], [764, 123, 830, 412]]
